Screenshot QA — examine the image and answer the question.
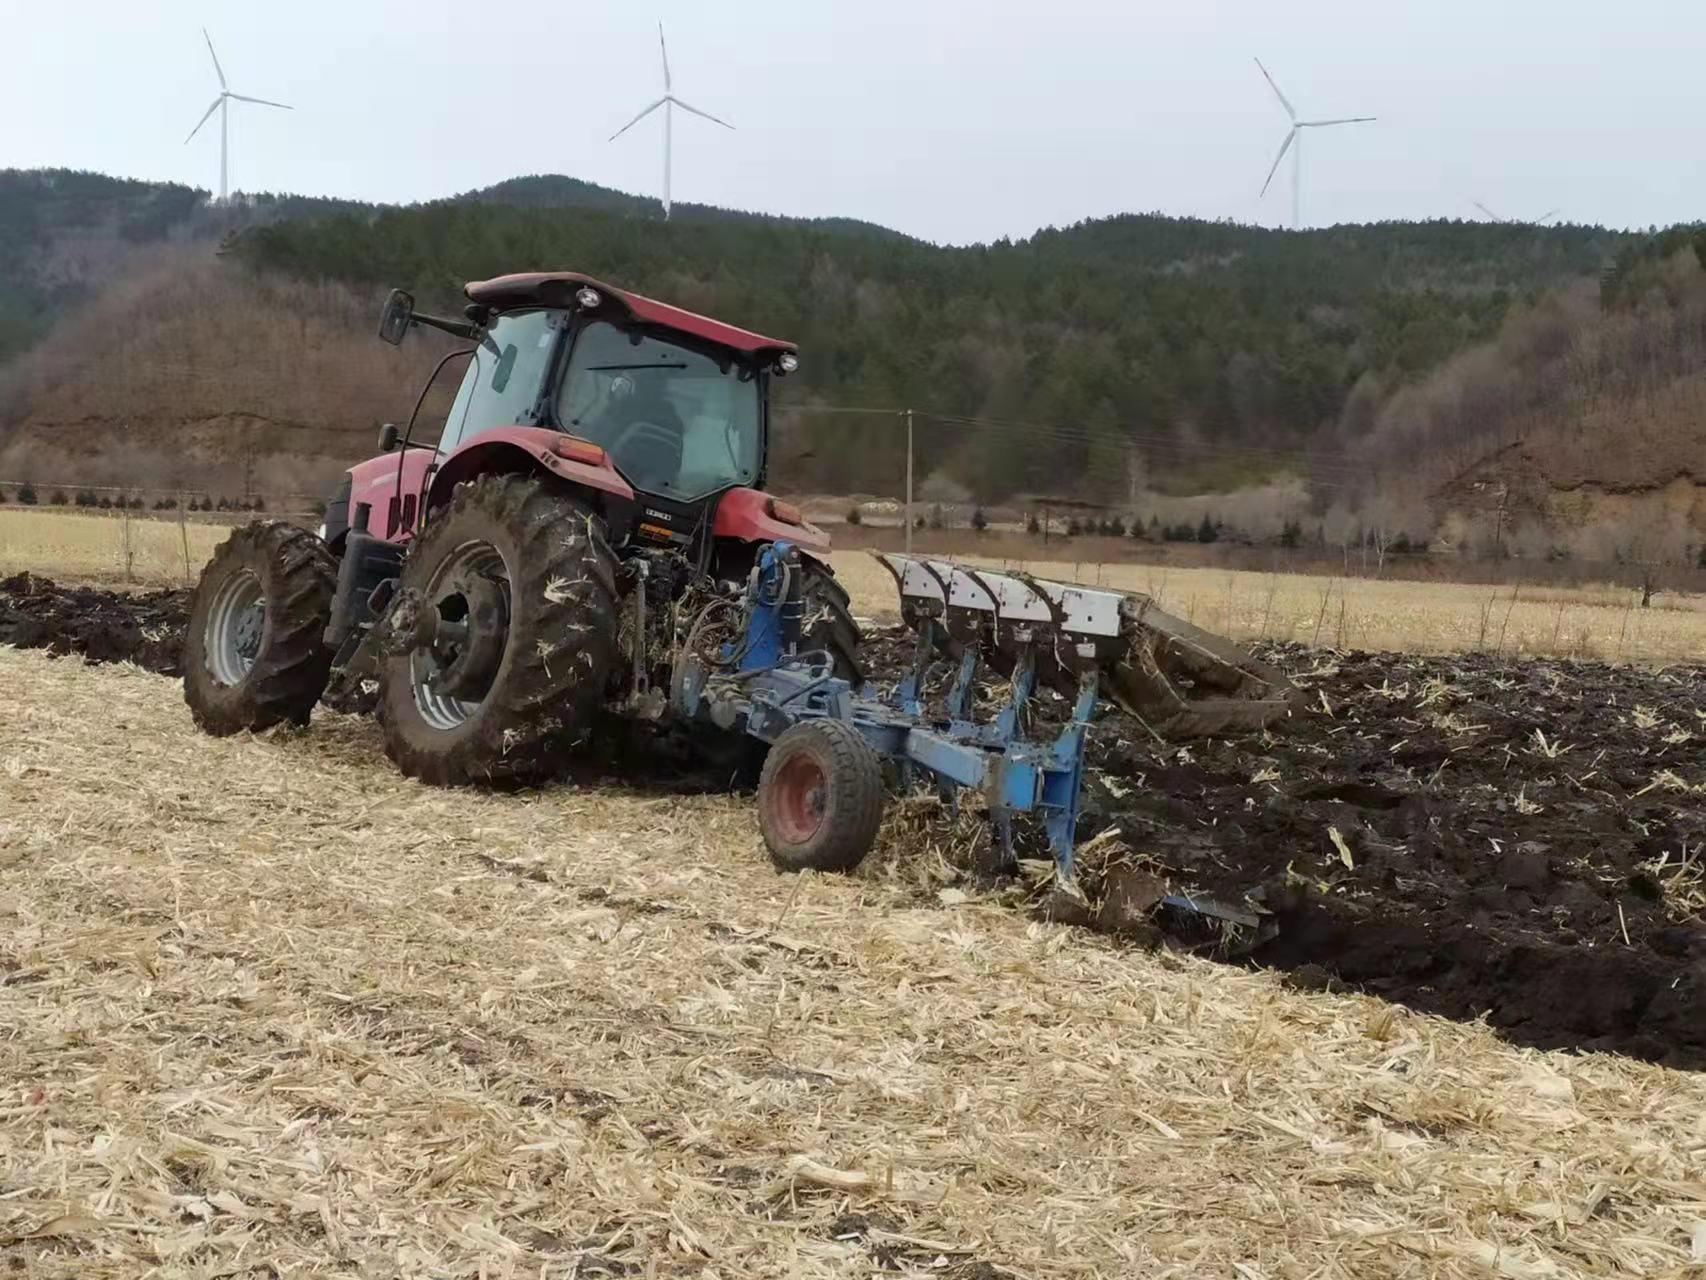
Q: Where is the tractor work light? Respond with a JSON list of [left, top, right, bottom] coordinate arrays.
[[767, 498, 804, 525], [552, 434, 608, 466], [575, 286, 602, 310], [775, 352, 799, 375]]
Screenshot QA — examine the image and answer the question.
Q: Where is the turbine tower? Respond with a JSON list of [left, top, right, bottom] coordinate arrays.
[[184, 29, 291, 204], [1255, 57, 1374, 229], [608, 23, 733, 219], [1474, 202, 1560, 225]]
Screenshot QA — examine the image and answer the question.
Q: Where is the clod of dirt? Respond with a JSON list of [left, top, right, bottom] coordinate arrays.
[[0, 572, 188, 675]]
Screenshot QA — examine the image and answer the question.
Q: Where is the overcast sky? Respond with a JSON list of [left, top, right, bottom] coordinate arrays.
[[3, 0, 1699, 244]]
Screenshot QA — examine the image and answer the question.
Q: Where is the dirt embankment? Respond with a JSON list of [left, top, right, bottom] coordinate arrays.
[[5, 574, 1702, 1069]]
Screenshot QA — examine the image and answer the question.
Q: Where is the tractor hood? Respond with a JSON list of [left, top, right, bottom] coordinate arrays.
[[464, 272, 797, 362]]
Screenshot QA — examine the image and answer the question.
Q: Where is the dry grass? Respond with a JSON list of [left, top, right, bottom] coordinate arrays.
[[7, 505, 1706, 664], [833, 552, 1706, 666], [4, 646, 1705, 1277], [0, 508, 240, 587]]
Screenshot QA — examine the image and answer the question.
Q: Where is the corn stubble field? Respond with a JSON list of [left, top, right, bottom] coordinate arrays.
[[9, 505, 1706, 661], [5, 506, 1706, 1277]]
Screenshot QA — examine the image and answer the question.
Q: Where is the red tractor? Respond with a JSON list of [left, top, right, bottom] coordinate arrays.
[[183, 272, 861, 787]]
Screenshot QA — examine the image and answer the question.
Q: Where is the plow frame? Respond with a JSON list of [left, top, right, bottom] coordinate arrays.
[[672, 543, 1100, 883]]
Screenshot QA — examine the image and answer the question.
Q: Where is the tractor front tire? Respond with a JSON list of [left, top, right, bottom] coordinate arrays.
[[377, 474, 619, 786], [757, 719, 885, 873], [801, 562, 863, 684], [183, 520, 337, 736]]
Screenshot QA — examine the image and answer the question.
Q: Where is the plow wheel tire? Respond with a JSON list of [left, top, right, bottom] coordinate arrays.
[[801, 563, 863, 684], [377, 474, 618, 787], [183, 520, 337, 736], [758, 720, 884, 873]]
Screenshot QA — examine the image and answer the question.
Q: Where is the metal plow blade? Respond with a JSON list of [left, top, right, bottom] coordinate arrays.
[[874, 552, 1296, 738]]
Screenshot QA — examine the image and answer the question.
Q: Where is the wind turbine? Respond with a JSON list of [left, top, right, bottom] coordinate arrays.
[[184, 29, 291, 204], [1255, 57, 1375, 229], [608, 23, 733, 219], [1474, 202, 1560, 225]]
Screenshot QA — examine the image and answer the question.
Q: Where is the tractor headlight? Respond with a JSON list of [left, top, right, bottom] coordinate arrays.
[[575, 286, 601, 310], [776, 352, 799, 375]]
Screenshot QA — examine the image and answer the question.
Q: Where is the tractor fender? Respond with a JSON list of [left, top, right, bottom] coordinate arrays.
[[713, 487, 831, 557], [428, 427, 635, 514]]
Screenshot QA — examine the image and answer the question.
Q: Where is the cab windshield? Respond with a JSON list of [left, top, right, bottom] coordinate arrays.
[[557, 319, 761, 501]]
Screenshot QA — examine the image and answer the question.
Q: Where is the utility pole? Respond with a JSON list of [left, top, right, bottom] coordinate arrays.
[[903, 408, 914, 555]]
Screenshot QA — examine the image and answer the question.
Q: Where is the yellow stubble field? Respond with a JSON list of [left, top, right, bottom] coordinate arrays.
[[7, 506, 1706, 663]]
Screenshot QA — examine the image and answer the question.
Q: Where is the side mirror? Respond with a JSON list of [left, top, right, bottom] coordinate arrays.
[[377, 289, 415, 345], [378, 422, 399, 453]]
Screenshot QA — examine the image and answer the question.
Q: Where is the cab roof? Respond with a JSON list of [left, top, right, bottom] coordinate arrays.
[[464, 271, 796, 359]]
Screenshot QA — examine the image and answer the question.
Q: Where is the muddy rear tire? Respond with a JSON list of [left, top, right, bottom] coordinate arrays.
[[183, 520, 336, 735], [801, 563, 863, 684], [758, 719, 885, 873], [377, 474, 619, 786]]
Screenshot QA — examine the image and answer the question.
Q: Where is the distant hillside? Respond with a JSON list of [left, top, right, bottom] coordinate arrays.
[[0, 168, 375, 366], [1346, 228, 1706, 561], [7, 163, 1687, 542], [227, 200, 1625, 499], [443, 174, 912, 241]]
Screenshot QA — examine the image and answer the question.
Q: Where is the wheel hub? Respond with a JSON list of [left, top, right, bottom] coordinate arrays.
[[770, 753, 828, 844], [204, 567, 267, 687], [408, 540, 511, 732], [426, 571, 508, 702]]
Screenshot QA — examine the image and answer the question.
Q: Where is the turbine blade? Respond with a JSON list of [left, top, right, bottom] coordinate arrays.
[[1253, 57, 1297, 121], [658, 22, 671, 92], [203, 28, 227, 90], [227, 93, 292, 109], [609, 97, 667, 141], [668, 96, 734, 129], [1260, 128, 1296, 196], [1536, 209, 1559, 223], [1298, 116, 1376, 127], [1473, 201, 1505, 222], [184, 97, 222, 143]]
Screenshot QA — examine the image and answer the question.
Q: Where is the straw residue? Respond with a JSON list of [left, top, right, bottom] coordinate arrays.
[[2, 646, 1704, 1277]]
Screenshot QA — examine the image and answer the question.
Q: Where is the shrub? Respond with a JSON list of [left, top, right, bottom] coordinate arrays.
[[97, 495, 113, 509], [1066, 517, 1082, 537], [971, 507, 988, 533], [913, 514, 925, 530], [1109, 516, 1126, 537], [49, 489, 69, 506], [1197, 513, 1219, 544], [17, 482, 37, 505], [845, 505, 862, 526], [0, 486, 8, 503], [1278, 518, 1302, 549], [1025, 512, 1041, 535], [928, 503, 944, 531]]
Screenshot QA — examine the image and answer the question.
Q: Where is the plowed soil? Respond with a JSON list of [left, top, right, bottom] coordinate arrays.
[[5, 575, 1703, 1068], [0, 572, 187, 675]]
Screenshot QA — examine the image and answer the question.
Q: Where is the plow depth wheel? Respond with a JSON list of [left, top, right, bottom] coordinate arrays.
[[757, 720, 884, 873]]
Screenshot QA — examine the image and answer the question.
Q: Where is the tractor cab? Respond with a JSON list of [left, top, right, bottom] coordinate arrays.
[[356, 272, 813, 566]]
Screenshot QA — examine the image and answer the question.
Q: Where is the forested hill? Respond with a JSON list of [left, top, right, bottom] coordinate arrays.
[[229, 198, 1627, 498], [0, 169, 371, 365], [0, 165, 1656, 507]]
